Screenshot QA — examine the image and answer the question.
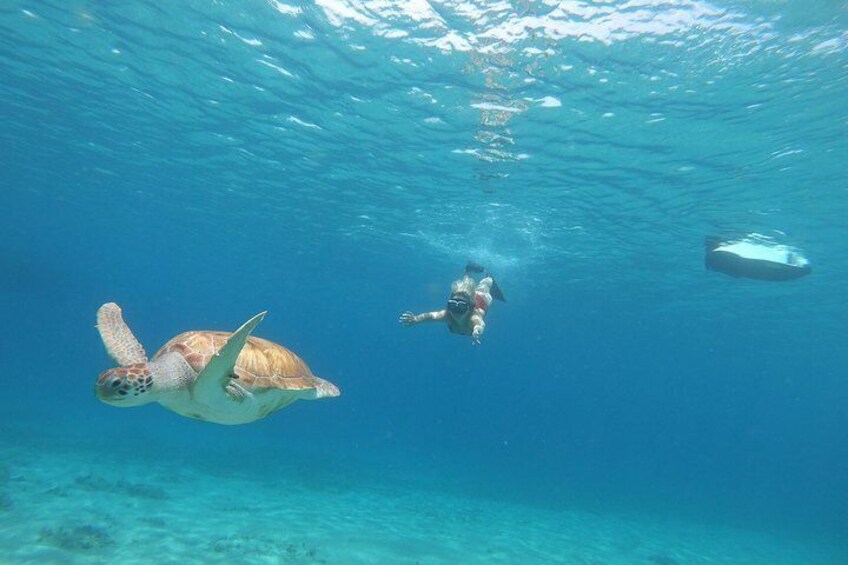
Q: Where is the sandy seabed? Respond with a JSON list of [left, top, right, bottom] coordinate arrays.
[[0, 437, 844, 565]]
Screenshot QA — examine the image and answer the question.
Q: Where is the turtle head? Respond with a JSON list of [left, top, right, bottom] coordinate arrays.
[[96, 363, 156, 406]]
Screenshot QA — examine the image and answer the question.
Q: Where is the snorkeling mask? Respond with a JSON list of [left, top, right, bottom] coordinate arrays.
[[447, 293, 471, 316]]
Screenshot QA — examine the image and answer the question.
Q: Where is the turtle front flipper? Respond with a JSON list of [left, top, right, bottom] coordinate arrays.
[[97, 303, 148, 365], [192, 311, 267, 403]]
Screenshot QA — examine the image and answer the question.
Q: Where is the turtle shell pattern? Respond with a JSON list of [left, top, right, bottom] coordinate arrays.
[[153, 331, 324, 392]]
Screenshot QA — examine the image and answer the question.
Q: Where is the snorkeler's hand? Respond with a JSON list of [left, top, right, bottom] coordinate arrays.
[[399, 311, 417, 326], [472, 325, 483, 345]]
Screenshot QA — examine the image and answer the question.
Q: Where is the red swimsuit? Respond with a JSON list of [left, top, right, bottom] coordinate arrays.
[[475, 292, 489, 312]]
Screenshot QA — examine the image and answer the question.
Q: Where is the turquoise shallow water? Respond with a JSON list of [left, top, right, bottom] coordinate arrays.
[[1, 0, 847, 563], [2, 436, 846, 565]]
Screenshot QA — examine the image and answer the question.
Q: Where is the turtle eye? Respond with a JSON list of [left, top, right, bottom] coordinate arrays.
[[110, 378, 122, 388]]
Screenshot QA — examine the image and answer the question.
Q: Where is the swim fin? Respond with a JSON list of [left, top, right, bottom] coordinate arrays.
[[465, 261, 485, 274], [490, 278, 506, 302]]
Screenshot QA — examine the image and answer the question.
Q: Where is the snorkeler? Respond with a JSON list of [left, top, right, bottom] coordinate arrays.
[[399, 262, 505, 345]]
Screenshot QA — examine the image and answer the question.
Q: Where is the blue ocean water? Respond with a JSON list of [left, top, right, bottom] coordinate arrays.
[[1, 0, 847, 563]]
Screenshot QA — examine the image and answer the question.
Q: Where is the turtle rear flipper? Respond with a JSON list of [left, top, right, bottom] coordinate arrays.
[[193, 311, 266, 403], [97, 303, 148, 365]]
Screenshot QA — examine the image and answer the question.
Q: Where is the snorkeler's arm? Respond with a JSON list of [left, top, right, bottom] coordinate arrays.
[[399, 309, 447, 326], [470, 309, 486, 344]]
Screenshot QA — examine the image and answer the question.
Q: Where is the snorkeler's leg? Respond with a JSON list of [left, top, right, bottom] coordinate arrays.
[[474, 278, 495, 314], [476, 276, 493, 295], [479, 274, 505, 302]]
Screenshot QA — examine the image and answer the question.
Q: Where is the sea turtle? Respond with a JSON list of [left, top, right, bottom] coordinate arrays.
[[94, 302, 340, 425]]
